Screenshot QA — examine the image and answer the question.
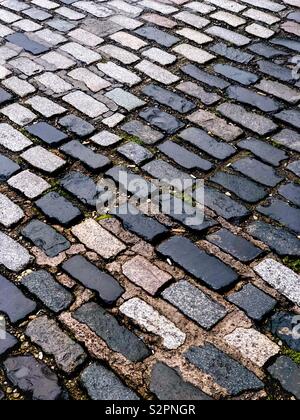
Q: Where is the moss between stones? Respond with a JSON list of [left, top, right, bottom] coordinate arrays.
[[283, 257, 300, 274]]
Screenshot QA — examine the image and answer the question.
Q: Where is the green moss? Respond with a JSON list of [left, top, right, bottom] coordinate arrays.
[[95, 214, 113, 221], [121, 134, 144, 145], [282, 347, 300, 365], [283, 257, 300, 274]]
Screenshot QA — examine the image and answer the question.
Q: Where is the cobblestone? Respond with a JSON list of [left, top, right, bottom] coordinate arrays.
[[120, 298, 185, 350], [0, 0, 299, 401]]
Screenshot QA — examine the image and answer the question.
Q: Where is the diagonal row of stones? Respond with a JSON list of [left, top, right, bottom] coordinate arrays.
[[0, 0, 299, 401]]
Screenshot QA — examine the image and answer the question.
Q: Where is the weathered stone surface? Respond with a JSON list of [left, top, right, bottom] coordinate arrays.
[[0, 332, 17, 356], [179, 127, 236, 160], [279, 183, 300, 207], [269, 312, 300, 352], [268, 357, 300, 399], [257, 199, 300, 234], [198, 187, 250, 222], [238, 138, 287, 166], [4, 356, 66, 400], [111, 204, 167, 242], [22, 270, 73, 313], [254, 259, 300, 306], [106, 88, 144, 111], [210, 42, 253, 63], [0, 193, 24, 228], [0, 232, 31, 272], [218, 103, 278, 135], [59, 114, 95, 137], [0, 274, 36, 322], [210, 172, 267, 203], [63, 91, 108, 118], [214, 64, 258, 85], [177, 81, 220, 105], [21, 146, 66, 174], [276, 109, 300, 131], [207, 229, 262, 262], [158, 195, 217, 233], [158, 236, 238, 290], [258, 60, 294, 83], [142, 84, 195, 114], [106, 166, 155, 199], [122, 255, 172, 296], [22, 219, 70, 257], [73, 302, 150, 361], [273, 129, 300, 153], [60, 140, 111, 171], [0, 87, 12, 105], [247, 221, 300, 257], [188, 109, 243, 141], [135, 26, 179, 47], [120, 298, 186, 350], [288, 160, 300, 177], [162, 280, 227, 329], [224, 327, 279, 367], [6, 32, 49, 54], [26, 122, 68, 146], [158, 141, 213, 172], [26, 316, 86, 373], [0, 123, 32, 152], [140, 107, 184, 134], [121, 120, 163, 144], [117, 142, 153, 165], [62, 255, 124, 305], [150, 363, 212, 400], [81, 363, 139, 400], [60, 171, 99, 207], [185, 344, 263, 396], [72, 219, 126, 259], [181, 64, 229, 89], [142, 159, 193, 191], [0, 154, 20, 181], [8, 170, 50, 199], [91, 131, 121, 147], [226, 85, 281, 112], [232, 158, 283, 187]]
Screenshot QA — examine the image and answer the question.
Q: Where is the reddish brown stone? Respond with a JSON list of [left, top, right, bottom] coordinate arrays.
[[122, 256, 172, 296]]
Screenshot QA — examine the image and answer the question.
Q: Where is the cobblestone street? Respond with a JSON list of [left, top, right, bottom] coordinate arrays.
[[0, 0, 300, 401]]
